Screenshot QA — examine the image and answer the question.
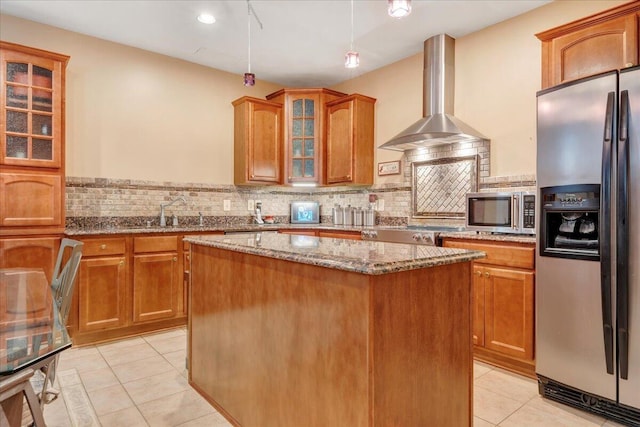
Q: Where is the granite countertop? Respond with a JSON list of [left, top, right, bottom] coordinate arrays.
[[184, 232, 485, 275], [64, 223, 404, 236], [439, 231, 536, 244]]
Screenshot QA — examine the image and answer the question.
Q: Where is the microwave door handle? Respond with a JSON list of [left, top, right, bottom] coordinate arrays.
[[512, 195, 520, 230]]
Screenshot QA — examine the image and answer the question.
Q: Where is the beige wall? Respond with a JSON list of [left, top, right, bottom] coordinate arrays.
[[0, 0, 629, 185], [333, 0, 630, 183], [0, 14, 281, 183]]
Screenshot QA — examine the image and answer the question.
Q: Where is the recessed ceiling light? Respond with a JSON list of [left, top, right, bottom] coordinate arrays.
[[197, 13, 216, 24]]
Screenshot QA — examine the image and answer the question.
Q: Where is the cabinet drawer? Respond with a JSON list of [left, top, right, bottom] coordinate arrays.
[[134, 235, 178, 253], [443, 239, 534, 269], [82, 238, 126, 257]]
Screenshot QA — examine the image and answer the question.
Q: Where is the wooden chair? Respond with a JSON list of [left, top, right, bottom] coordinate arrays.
[[32, 238, 84, 409]]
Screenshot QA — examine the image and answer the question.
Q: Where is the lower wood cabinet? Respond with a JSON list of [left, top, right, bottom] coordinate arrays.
[[443, 237, 536, 377], [133, 237, 181, 323], [78, 255, 127, 332], [69, 233, 187, 345]]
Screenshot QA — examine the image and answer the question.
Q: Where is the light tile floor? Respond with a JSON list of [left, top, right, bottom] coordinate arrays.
[[40, 328, 629, 427]]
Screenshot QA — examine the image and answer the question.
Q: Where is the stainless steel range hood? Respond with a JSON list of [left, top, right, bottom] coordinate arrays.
[[379, 34, 488, 151]]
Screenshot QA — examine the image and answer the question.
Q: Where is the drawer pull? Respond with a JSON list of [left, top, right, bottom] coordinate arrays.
[[173, 256, 178, 262], [475, 271, 482, 277], [100, 244, 107, 250], [119, 261, 125, 267], [484, 272, 490, 278]]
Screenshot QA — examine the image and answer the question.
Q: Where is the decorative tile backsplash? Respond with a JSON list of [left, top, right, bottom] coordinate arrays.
[[65, 139, 534, 228], [413, 155, 478, 218]]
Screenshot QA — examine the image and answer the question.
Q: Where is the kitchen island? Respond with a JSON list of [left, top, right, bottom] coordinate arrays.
[[186, 232, 484, 427]]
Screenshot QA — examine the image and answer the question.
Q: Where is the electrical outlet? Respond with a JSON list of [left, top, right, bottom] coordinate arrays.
[[377, 199, 385, 211], [248, 200, 255, 211], [223, 200, 231, 211]]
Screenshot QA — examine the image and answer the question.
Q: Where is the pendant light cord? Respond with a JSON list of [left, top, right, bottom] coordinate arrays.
[[247, 0, 251, 73], [246, 0, 264, 74], [350, 0, 354, 51]]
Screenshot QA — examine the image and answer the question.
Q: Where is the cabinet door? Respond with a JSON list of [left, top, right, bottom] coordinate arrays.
[[133, 253, 180, 323], [287, 93, 320, 184], [325, 94, 375, 186], [325, 99, 354, 184], [538, 6, 639, 88], [78, 256, 128, 332], [0, 172, 62, 228], [0, 236, 59, 282], [1, 46, 65, 168], [483, 267, 534, 361], [472, 265, 485, 347], [233, 97, 282, 185]]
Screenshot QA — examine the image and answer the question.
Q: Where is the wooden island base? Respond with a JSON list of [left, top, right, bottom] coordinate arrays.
[[189, 243, 474, 427]]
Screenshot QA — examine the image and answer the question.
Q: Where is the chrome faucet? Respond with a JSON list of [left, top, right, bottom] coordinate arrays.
[[255, 202, 264, 224], [160, 196, 186, 227]]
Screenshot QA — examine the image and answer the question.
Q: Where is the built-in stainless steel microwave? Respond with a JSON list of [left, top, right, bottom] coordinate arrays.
[[466, 191, 536, 235]]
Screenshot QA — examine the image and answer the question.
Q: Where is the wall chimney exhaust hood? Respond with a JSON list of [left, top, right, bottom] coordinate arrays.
[[379, 34, 488, 151]]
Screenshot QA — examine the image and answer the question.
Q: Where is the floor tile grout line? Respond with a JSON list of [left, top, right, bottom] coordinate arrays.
[[87, 331, 188, 425]]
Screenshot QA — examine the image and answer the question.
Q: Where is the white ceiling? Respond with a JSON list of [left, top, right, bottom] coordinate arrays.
[[0, 0, 551, 87]]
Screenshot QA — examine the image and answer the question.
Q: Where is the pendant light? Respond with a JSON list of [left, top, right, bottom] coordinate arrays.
[[243, 0, 263, 86], [345, 0, 359, 68], [388, 0, 412, 18]]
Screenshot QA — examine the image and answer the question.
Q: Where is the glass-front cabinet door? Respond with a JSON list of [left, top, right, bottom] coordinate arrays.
[[290, 96, 318, 182], [1, 47, 64, 168]]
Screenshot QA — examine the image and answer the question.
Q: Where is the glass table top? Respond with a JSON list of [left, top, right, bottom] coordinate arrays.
[[0, 268, 72, 376]]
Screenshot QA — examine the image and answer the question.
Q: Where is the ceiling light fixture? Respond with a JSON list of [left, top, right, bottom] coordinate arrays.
[[197, 13, 216, 24], [244, 0, 263, 86], [344, 0, 359, 69], [388, 0, 412, 18]]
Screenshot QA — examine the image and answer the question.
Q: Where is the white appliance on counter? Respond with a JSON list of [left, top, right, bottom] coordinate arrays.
[[536, 66, 640, 426]]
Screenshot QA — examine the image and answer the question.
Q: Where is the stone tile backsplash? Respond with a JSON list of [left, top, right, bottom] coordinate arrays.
[[65, 141, 534, 227]]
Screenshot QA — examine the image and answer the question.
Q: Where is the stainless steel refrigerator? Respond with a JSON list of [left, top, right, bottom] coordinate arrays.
[[536, 66, 639, 426]]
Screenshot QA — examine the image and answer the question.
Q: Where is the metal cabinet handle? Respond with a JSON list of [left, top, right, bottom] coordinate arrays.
[[484, 272, 490, 278], [173, 256, 178, 262], [475, 270, 482, 277], [119, 261, 124, 267], [100, 244, 107, 250]]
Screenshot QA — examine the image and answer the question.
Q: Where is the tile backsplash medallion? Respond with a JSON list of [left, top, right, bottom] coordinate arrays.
[[66, 140, 535, 229]]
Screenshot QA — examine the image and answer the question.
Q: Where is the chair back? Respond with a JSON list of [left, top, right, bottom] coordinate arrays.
[[51, 238, 83, 325]]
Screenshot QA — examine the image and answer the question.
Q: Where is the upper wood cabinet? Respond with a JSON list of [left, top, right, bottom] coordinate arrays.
[[536, 1, 640, 89], [232, 97, 283, 185], [0, 42, 69, 237], [233, 88, 376, 187], [266, 88, 346, 185], [1, 42, 68, 168], [325, 94, 376, 186]]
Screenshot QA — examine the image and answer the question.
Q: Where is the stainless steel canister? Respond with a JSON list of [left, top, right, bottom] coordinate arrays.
[[353, 208, 364, 226], [343, 205, 353, 226], [332, 205, 343, 225], [364, 207, 375, 226]]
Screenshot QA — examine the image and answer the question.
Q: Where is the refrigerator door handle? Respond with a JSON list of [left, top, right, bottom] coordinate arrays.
[[601, 91, 615, 375], [617, 89, 630, 380]]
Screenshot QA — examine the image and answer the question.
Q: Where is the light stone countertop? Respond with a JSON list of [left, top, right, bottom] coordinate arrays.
[[439, 231, 536, 244], [64, 223, 404, 236], [184, 232, 485, 275], [65, 223, 536, 244]]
